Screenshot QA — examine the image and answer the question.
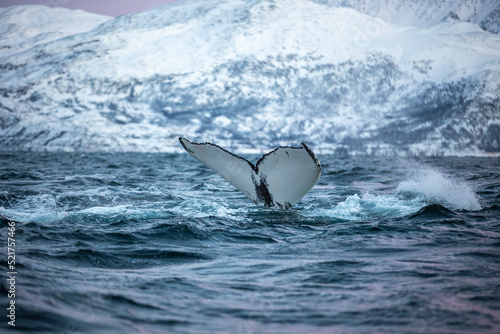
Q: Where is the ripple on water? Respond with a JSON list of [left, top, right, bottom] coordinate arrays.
[[0, 153, 498, 334]]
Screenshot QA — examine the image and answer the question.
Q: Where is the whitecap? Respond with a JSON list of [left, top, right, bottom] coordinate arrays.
[[310, 162, 481, 220], [0, 194, 64, 223], [169, 196, 248, 221], [397, 166, 481, 211], [312, 192, 424, 220]]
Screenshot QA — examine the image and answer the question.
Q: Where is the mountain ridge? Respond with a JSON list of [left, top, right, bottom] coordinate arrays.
[[0, 0, 499, 155]]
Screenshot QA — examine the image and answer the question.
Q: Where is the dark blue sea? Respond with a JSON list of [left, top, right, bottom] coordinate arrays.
[[1, 152, 499, 333]]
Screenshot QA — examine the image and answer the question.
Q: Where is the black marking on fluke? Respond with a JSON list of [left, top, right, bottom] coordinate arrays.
[[253, 175, 274, 208], [179, 137, 319, 209]]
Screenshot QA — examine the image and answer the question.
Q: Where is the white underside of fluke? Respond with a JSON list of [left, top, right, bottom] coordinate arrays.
[[179, 137, 321, 208]]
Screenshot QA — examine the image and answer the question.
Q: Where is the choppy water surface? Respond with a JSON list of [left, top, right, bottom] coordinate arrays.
[[1, 152, 499, 333]]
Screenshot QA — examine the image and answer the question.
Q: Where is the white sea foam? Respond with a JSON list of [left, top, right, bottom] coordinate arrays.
[[0, 161, 481, 225], [315, 192, 425, 220], [397, 166, 481, 211], [313, 162, 481, 220], [169, 196, 248, 220], [76, 204, 174, 221], [0, 194, 64, 223]]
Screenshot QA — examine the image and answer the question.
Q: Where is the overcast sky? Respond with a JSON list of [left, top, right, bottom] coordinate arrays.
[[1, 0, 179, 16]]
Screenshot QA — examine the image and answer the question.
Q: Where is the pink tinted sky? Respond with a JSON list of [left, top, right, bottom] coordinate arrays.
[[0, 0, 179, 16]]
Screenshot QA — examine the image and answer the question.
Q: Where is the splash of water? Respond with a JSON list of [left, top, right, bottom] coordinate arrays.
[[316, 192, 425, 220], [316, 162, 481, 220], [1, 160, 481, 224], [397, 166, 481, 211]]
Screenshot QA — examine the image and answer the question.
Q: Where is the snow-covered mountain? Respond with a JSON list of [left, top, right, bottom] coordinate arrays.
[[0, 0, 499, 155], [0, 5, 109, 57], [315, 0, 500, 34]]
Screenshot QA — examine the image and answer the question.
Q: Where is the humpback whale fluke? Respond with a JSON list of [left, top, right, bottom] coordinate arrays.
[[179, 137, 321, 208]]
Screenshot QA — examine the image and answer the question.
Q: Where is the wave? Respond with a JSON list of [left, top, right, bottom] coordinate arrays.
[[397, 165, 481, 211], [409, 204, 457, 218], [310, 192, 425, 220], [25, 247, 210, 269], [0, 195, 244, 225], [0, 160, 482, 227], [407, 204, 468, 225], [313, 162, 481, 220]]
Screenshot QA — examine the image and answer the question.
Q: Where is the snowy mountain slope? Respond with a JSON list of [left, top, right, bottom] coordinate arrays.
[[314, 0, 500, 34], [0, 0, 499, 155], [0, 5, 110, 58]]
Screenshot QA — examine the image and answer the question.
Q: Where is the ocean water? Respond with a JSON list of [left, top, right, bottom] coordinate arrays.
[[1, 152, 499, 333]]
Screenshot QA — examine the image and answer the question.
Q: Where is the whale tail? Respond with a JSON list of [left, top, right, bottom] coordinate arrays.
[[179, 138, 321, 208]]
